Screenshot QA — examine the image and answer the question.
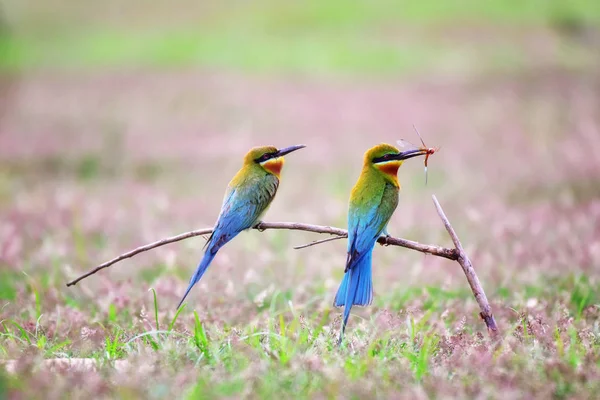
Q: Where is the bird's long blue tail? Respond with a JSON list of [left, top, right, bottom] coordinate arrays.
[[176, 248, 218, 310], [333, 251, 373, 342]]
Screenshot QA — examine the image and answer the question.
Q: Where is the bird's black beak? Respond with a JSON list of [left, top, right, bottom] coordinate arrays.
[[390, 148, 428, 161], [275, 144, 306, 157]]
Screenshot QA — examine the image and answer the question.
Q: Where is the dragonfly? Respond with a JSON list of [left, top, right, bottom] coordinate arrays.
[[397, 125, 439, 185]]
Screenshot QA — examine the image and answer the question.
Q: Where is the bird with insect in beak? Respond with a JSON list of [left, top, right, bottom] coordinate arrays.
[[334, 143, 432, 344], [177, 144, 306, 310]]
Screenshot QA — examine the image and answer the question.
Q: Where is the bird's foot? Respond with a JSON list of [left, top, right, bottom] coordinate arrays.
[[253, 221, 266, 232]]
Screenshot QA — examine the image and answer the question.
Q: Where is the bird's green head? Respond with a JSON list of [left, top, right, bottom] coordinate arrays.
[[365, 143, 429, 186], [244, 144, 306, 177]]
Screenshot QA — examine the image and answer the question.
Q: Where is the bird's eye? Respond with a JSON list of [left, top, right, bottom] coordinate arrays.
[[383, 154, 391, 160], [260, 154, 271, 162]]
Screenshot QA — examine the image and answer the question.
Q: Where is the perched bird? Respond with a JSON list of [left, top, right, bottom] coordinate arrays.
[[177, 144, 306, 309], [334, 143, 430, 343]]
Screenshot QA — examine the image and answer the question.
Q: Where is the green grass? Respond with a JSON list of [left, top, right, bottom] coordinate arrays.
[[0, 28, 493, 75], [1, 0, 598, 74], [3, 275, 599, 398]]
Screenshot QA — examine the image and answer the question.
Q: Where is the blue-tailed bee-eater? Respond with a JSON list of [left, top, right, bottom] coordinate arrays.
[[334, 143, 430, 342], [177, 144, 306, 309]]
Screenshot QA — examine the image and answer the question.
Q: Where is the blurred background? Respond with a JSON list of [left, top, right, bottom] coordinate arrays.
[[0, 0, 599, 395]]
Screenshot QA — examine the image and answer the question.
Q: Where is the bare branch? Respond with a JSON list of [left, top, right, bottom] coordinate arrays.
[[66, 221, 456, 287], [377, 235, 457, 260], [65, 209, 499, 340], [432, 195, 500, 338], [65, 228, 214, 287], [293, 236, 344, 250], [254, 222, 457, 259]]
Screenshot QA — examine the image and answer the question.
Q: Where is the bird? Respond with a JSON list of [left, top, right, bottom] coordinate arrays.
[[334, 143, 430, 343], [177, 144, 306, 310]]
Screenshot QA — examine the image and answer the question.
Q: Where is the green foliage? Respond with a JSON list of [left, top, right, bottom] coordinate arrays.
[[1, 279, 600, 397], [1, 319, 70, 357], [105, 328, 127, 360], [140, 265, 168, 285], [2, 0, 598, 74], [568, 275, 598, 318], [401, 333, 439, 381], [385, 286, 471, 311], [192, 311, 211, 363], [0, 270, 19, 301]]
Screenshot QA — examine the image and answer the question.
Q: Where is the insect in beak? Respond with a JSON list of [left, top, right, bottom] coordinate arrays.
[[397, 125, 440, 185]]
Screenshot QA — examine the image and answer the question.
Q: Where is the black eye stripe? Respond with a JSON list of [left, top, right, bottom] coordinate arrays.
[[255, 153, 275, 163], [373, 154, 390, 163]]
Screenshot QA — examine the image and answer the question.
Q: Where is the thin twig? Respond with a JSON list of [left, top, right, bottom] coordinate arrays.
[[293, 236, 344, 249], [65, 228, 213, 287], [66, 221, 457, 287], [432, 195, 500, 338]]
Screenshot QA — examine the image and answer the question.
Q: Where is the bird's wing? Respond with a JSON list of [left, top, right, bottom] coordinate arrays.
[[345, 187, 397, 272], [205, 177, 277, 251], [202, 187, 236, 249]]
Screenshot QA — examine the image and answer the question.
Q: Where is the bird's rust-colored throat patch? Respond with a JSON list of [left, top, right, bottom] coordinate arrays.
[[375, 161, 401, 186], [375, 161, 401, 176], [262, 157, 284, 176]]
